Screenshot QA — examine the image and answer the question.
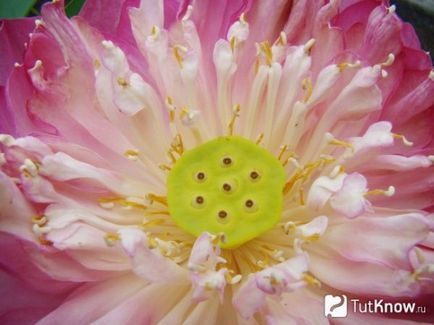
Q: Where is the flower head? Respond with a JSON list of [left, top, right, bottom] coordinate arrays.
[[1, 0, 433, 323]]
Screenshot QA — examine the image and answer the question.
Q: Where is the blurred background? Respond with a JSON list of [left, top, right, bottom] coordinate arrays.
[[0, 0, 433, 60]]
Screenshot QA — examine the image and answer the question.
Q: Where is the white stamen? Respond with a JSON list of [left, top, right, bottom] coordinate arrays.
[[33, 224, 51, 235], [182, 5, 193, 21], [99, 201, 115, 209], [382, 53, 395, 67], [230, 274, 242, 284], [429, 70, 434, 80], [385, 186, 395, 197], [329, 165, 343, 178], [303, 38, 315, 54], [19, 159, 39, 177], [35, 19, 45, 27], [381, 70, 388, 78], [388, 5, 396, 14], [0, 153, 5, 165], [0, 134, 15, 146], [14, 62, 23, 68]]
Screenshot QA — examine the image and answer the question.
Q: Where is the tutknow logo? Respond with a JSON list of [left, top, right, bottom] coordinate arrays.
[[324, 295, 427, 318]]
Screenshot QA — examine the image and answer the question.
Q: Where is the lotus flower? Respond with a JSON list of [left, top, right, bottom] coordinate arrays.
[[1, 0, 433, 323]]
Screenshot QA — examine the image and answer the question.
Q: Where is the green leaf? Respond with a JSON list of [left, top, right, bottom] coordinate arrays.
[[0, 0, 37, 18], [65, 0, 86, 17]]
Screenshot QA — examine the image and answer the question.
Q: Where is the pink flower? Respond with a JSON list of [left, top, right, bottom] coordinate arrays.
[[1, 0, 433, 323]]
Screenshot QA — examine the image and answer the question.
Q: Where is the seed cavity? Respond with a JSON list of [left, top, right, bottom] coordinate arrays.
[[245, 199, 254, 207], [191, 195, 206, 209], [249, 170, 261, 181], [218, 210, 228, 218], [223, 183, 232, 191], [194, 171, 206, 182], [221, 156, 233, 167], [244, 199, 258, 213]]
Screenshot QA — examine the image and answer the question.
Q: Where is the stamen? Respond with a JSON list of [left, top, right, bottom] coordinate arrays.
[[329, 165, 344, 178], [159, 164, 172, 171], [31, 215, 47, 226], [303, 273, 321, 287], [19, 159, 39, 177], [151, 25, 160, 39], [98, 197, 147, 210], [302, 78, 313, 103], [146, 193, 168, 206], [275, 31, 287, 46], [278, 145, 289, 161], [240, 13, 247, 24], [255, 133, 264, 145], [94, 59, 101, 69], [171, 134, 184, 155], [393, 133, 413, 146], [259, 41, 273, 66], [328, 137, 354, 152], [104, 232, 120, 246], [365, 186, 395, 197], [227, 104, 241, 136], [303, 38, 315, 55], [182, 5, 193, 21], [387, 5, 396, 14], [173, 45, 188, 69], [124, 149, 140, 161], [299, 189, 305, 205], [337, 60, 361, 72], [283, 156, 334, 194], [117, 77, 129, 88]]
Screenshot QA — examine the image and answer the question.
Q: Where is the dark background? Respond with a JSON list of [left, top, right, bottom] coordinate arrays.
[[0, 0, 433, 61]]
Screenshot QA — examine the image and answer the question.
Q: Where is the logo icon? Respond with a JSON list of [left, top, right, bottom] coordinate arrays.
[[324, 294, 347, 318]]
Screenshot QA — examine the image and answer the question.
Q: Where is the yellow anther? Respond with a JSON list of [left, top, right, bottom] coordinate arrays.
[[117, 77, 129, 88], [99, 197, 147, 209], [159, 164, 172, 171], [393, 133, 413, 146], [282, 221, 297, 235], [104, 232, 120, 246], [277, 145, 289, 161], [255, 133, 264, 145], [299, 188, 305, 205], [94, 59, 101, 69], [303, 273, 321, 287], [179, 107, 190, 120], [328, 138, 354, 152], [173, 45, 187, 69], [165, 97, 176, 122], [146, 193, 168, 206], [227, 104, 241, 136], [259, 41, 273, 66], [31, 215, 47, 226], [171, 134, 184, 155], [303, 38, 315, 55], [141, 218, 164, 225], [124, 149, 140, 161], [167, 149, 177, 164], [147, 235, 158, 249], [230, 36, 237, 52], [365, 186, 395, 198], [283, 157, 334, 194], [302, 78, 313, 103], [150, 25, 160, 39]]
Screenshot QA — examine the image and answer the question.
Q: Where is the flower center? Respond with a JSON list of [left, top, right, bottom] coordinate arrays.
[[167, 136, 286, 248]]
